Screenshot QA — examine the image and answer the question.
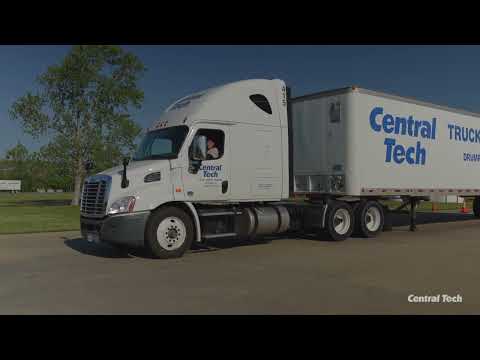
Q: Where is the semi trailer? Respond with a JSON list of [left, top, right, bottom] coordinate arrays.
[[80, 79, 480, 258]]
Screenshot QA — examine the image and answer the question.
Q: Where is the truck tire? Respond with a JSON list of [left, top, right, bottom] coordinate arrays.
[[324, 201, 354, 241], [145, 206, 194, 259], [474, 197, 480, 218], [354, 200, 384, 238]]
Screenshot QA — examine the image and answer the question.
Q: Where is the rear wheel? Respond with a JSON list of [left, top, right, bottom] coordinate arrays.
[[354, 200, 384, 237], [324, 201, 354, 241], [145, 206, 194, 259]]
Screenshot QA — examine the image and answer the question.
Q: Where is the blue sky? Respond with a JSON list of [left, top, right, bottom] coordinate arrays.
[[1, 45, 480, 155]]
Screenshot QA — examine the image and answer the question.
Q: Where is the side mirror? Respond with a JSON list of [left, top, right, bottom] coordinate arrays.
[[191, 135, 208, 161]]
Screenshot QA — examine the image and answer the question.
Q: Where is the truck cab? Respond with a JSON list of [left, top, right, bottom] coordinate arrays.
[[80, 79, 291, 258]]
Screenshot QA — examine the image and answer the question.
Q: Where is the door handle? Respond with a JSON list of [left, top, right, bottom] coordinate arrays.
[[222, 180, 228, 194]]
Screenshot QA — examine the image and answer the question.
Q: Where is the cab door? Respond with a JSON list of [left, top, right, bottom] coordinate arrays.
[[182, 125, 230, 201]]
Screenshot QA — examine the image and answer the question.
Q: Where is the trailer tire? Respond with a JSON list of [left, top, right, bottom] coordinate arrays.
[[145, 206, 194, 259], [354, 200, 384, 238], [324, 201, 354, 241], [474, 197, 480, 218]]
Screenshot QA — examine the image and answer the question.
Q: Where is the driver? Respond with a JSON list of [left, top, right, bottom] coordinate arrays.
[[206, 138, 219, 160]]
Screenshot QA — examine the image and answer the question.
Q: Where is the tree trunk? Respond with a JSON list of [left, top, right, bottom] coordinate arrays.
[[71, 160, 84, 206]]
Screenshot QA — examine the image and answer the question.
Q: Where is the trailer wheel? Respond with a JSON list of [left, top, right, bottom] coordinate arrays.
[[145, 206, 194, 259], [354, 200, 384, 238], [324, 201, 354, 241], [474, 197, 480, 218]]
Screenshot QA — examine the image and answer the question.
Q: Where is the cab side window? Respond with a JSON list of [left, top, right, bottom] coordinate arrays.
[[195, 129, 225, 160]]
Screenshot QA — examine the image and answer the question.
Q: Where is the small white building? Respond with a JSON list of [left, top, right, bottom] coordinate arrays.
[[0, 180, 21, 192]]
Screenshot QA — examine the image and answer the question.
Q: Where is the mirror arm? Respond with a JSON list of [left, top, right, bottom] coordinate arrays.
[[121, 157, 130, 189]]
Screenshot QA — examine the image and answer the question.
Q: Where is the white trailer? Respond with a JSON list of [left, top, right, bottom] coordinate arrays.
[[80, 79, 480, 259], [291, 86, 480, 197]]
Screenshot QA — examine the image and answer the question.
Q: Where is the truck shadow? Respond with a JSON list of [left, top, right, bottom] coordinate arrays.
[[388, 211, 475, 227], [63, 238, 146, 259], [289, 211, 477, 241], [63, 236, 273, 258], [190, 237, 273, 253]]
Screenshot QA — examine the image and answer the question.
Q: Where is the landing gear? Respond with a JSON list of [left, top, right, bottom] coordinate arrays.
[[409, 198, 418, 232], [388, 196, 426, 232]]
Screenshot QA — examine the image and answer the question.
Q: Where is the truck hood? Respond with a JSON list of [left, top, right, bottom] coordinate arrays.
[[95, 159, 172, 200], [99, 159, 170, 179]]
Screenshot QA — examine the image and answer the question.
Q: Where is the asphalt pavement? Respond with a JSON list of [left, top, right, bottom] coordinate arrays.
[[0, 211, 479, 314]]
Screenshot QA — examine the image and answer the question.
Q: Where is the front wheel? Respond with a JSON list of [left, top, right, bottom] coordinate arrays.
[[145, 206, 194, 259], [324, 201, 354, 241]]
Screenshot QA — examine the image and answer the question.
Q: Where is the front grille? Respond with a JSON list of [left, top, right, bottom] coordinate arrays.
[[80, 177, 110, 217]]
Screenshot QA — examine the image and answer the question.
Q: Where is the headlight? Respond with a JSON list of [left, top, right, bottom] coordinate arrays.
[[107, 196, 136, 215]]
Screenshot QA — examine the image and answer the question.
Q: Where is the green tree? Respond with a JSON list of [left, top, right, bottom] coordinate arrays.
[[10, 45, 146, 205], [5, 142, 29, 162], [32, 144, 74, 192]]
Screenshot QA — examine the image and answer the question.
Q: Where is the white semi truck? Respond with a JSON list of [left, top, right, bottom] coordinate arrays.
[[80, 79, 480, 258]]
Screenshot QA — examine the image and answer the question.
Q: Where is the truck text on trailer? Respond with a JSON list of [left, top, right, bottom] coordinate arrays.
[[80, 79, 480, 258]]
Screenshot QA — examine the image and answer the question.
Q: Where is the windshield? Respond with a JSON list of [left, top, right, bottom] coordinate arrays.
[[133, 126, 189, 161]]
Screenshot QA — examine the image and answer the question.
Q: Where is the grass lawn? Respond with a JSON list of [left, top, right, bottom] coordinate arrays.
[[0, 192, 80, 234]]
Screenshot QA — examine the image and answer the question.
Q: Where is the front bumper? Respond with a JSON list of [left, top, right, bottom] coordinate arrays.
[[80, 211, 150, 248]]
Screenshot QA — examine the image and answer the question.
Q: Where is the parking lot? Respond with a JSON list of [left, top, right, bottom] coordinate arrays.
[[1, 212, 479, 314]]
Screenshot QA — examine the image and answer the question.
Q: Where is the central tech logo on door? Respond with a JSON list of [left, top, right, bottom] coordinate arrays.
[[199, 165, 223, 180]]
